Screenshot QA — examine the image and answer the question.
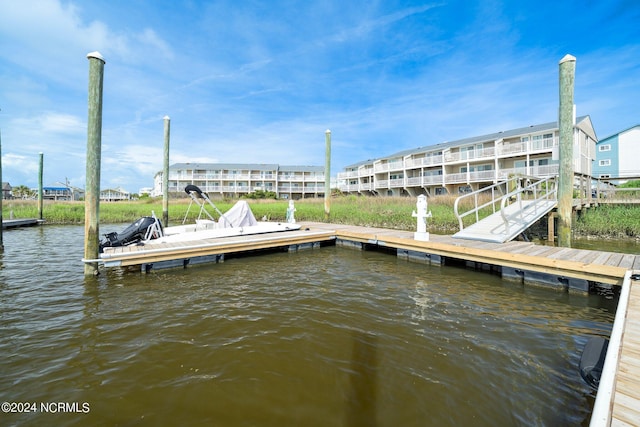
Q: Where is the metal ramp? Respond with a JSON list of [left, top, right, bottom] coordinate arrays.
[[452, 176, 557, 243]]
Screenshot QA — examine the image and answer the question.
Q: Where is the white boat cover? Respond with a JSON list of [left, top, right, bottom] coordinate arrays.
[[218, 200, 258, 228]]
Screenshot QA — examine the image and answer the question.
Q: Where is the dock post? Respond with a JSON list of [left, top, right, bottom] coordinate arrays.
[[162, 115, 170, 227], [38, 152, 43, 220], [324, 129, 331, 221], [557, 54, 576, 248], [84, 51, 105, 276], [0, 129, 3, 252], [412, 195, 432, 241]]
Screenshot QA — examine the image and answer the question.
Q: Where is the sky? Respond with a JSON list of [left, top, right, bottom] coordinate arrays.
[[0, 0, 638, 194]]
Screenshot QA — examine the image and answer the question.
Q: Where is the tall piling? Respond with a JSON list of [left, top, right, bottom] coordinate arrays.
[[162, 115, 170, 227], [38, 152, 44, 220], [84, 51, 105, 276], [557, 54, 576, 248], [324, 129, 331, 221]]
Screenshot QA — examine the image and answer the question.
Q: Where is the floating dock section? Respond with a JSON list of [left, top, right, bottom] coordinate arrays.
[[86, 221, 636, 289], [2, 218, 43, 229]]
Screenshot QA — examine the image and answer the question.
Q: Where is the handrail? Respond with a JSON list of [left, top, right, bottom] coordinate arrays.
[[454, 175, 557, 233], [454, 176, 521, 231], [499, 176, 557, 235]]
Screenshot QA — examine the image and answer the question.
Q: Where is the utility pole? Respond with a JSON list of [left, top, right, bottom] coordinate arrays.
[[84, 51, 105, 276], [557, 54, 576, 248], [162, 115, 170, 227], [324, 129, 331, 221]]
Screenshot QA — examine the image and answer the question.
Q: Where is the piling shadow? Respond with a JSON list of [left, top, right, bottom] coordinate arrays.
[[346, 330, 378, 427]]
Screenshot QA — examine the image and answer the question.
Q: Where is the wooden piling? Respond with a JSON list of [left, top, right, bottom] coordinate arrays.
[[557, 54, 576, 248], [324, 129, 331, 221], [163, 115, 170, 227], [84, 51, 105, 276], [38, 152, 43, 220], [0, 129, 4, 252]]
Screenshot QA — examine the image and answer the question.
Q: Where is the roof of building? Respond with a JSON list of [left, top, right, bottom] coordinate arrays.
[[170, 162, 280, 171], [597, 124, 640, 143], [278, 165, 324, 172], [167, 163, 323, 173]]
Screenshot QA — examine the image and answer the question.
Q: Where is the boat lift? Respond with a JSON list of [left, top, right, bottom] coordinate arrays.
[[183, 185, 233, 227]]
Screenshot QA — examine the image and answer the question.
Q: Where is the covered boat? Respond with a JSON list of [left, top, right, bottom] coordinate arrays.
[[99, 185, 300, 252]]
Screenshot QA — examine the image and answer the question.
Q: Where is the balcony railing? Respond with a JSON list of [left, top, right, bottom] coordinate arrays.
[[445, 147, 495, 162], [404, 155, 443, 168], [374, 160, 403, 172], [389, 178, 404, 188], [375, 179, 389, 188]]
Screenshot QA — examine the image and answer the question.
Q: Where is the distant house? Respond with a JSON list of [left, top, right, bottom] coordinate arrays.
[[139, 187, 153, 197], [100, 187, 130, 201], [41, 186, 74, 201], [593, 124, 640, 179], [1, 182, 11, 199]]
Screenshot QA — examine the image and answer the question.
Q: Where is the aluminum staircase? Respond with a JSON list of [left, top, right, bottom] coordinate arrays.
[[452, 176, 557, 243]]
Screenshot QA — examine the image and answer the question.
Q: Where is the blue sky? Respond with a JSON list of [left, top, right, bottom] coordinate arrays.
[[1, 0, 638, 194]]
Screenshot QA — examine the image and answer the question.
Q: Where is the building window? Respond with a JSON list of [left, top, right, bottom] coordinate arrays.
[[599, 159, 611, 166], [599, 144, 611, 152]]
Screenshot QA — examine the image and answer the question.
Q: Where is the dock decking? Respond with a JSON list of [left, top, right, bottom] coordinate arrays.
[[611, 272, 640, 426]]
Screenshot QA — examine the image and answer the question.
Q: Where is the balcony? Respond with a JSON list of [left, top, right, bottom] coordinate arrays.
[[389, 178, 404, 188], [498, 142, 527, 156], [405, 155, 443, 168], [375, 179, 389, 189], [374, 160, 403, 172], [445, 147, 495, 162]]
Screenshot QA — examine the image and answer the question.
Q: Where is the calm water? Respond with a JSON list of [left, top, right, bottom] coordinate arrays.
[[0, 225, 617, 426]]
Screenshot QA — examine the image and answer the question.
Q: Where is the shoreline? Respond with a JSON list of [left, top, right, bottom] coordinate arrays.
[[2, 197, 639, 241]]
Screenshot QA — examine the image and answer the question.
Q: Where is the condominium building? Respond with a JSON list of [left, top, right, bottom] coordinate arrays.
[[153, 163, 326, 199], [337, 116, 596, 196]]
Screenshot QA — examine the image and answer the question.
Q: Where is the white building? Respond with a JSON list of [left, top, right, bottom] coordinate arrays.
[[153, 163, 326, 199], [337, 116, 596, 196], [100, 187, 131, 201]]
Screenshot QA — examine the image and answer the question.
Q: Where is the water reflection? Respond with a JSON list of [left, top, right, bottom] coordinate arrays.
[[346, 331, 378, 427]]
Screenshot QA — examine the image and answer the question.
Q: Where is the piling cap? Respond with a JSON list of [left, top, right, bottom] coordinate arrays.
[[325, 129, 331, 134], [559, 54, 576, 64], [163, 115, 170, 120], [86, 51, 105, 63]]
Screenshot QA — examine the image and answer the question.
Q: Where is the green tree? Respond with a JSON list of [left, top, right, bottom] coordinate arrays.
[[11, 185, 35, 199]]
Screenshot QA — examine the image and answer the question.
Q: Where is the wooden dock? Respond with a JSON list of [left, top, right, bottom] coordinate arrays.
[[589, 271, 640, 427], [2, 218, 43, 229], [87, 221, 640, 425], [92, 222, 637, 286]]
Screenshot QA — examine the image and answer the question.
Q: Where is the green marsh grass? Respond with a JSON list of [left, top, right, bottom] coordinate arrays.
[[3, 196, 638, 237]]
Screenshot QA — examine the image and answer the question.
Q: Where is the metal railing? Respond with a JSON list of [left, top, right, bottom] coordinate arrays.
[[499, 176, 557, 236], [454, 176, 557, 233]]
